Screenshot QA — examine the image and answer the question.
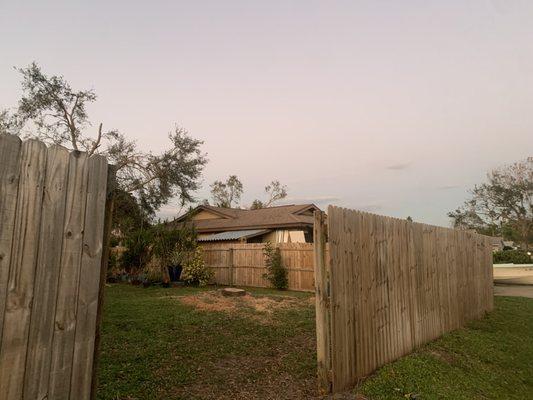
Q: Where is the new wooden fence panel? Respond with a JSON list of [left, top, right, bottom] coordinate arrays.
[[201, 243, 317, 291], [317, 206, 493, 393], [0, 135, 111, 400]]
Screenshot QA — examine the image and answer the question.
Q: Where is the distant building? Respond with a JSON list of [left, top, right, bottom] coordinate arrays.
[[490, 236, 518, 251], [490, 236, 505, 252], [172, 204, 321, 244]]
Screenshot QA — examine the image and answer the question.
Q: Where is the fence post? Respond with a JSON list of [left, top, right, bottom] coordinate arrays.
[[314, 211, 332, 394], [90, 165, 116, 400], [227, 248, 234, 286]]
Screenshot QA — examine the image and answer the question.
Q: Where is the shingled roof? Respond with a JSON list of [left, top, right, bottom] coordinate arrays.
[[173, 204, 320, 233]]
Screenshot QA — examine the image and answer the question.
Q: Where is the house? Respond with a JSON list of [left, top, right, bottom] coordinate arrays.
[[489, 236, 518, 252], [490, 236, 505, 252], [173, 204, 321, 244]]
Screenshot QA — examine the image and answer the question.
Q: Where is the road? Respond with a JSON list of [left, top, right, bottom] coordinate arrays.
[[494, 284, 533, 299]]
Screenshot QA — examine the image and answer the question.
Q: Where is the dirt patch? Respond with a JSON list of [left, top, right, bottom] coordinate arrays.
[[428, 349, 456, 365], [174, 290, 309, 322]]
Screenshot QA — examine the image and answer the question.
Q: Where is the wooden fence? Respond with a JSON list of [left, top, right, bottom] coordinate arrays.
[[314, 206, 493, 393], [0, 135, 113, 400], [201, 243, 318, 291]]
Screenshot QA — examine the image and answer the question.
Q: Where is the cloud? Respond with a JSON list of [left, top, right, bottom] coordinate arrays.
[[386, 162, 411, 170]]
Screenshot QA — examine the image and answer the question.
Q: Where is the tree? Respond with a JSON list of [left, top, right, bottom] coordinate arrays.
[[250, 199, 264, 210], [0, 110, 21, 135], [448, 158, 533, 249], [2, 63, 207, 217], [112, 189, 150, 237], [210, 175, 243, 208], [250, 180, 288, 209]]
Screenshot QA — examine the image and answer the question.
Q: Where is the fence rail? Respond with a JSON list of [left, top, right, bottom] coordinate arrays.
[[0, 135, 112, 400], [200, 243, 319, 291], [314, 206, 494, 393]]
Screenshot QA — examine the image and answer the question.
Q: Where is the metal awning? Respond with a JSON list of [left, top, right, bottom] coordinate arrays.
[[197, 229, 270, 242]]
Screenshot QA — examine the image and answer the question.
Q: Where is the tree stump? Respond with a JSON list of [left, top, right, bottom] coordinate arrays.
[[220, 288, 246, 297]]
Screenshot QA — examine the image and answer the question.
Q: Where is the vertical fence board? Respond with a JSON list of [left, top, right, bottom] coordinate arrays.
[[0, 135, 22, 341], [90, 165, 116, 400], [313, 211, 331, 394], [23, 145, 70, 400], [0, 140, 48, 399], [70, 155, 108, 400], [323, 206, 493, 392], [49, 151, 90, 399]]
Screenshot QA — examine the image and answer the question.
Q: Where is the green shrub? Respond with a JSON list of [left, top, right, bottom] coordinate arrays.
[[493, 250, 532, 264], [181, 247, 213, 286], [106, 251, 120, 282], [145, 257, 164, 283], [122, 229, 153, 272], [263, 242, 288, 290]]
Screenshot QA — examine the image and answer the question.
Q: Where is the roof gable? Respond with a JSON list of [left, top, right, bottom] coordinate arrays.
[[174, 204, 321, 232]]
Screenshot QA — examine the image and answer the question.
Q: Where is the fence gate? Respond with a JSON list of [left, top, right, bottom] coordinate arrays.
[[313, 206, 493, 394], [0, 135, 114, 400]]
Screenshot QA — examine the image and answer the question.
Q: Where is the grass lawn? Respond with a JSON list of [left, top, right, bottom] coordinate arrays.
[[96, 284, 317, 400], [96, 285, 533, 400]]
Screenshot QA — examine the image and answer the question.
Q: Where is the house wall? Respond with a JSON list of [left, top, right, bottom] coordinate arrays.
[[262, 230, 307, 244], [194, 210, 223, 220]]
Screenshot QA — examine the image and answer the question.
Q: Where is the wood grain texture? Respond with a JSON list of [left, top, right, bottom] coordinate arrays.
[[324, 206, 493, 392], [23, 145, 70, 400], [313, 211, 331, 394], [90, 165, 116, 400], [200, 242, 319, 291], [0, 139, 47, 400], [48, 151, 90, 399], [70, 155, 108, 400], [0, 134, 22, 344], [0, 138, 110, 400]]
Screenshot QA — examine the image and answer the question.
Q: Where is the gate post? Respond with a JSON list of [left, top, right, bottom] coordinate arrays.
[[313, 211, 332, 394], [90, 165, 116, 400]]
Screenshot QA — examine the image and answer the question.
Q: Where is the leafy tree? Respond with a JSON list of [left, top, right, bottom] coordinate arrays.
[[250, 199, 264, 210], [448, 158, 532, 249], [210, 175, 243, 208], [0, 109, 21, 135], [112, 189, 150, 238], [2, 63, 207, 217], [250, 180, 288, 209]]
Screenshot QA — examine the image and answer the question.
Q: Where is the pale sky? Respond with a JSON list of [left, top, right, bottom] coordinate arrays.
[[1, 0, 532, 226]]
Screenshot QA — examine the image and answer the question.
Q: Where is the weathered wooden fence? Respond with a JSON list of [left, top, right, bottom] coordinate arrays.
[[0, 135, 113, 400], [201, 243, 318, 291], [314, 206, 493, 393]]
